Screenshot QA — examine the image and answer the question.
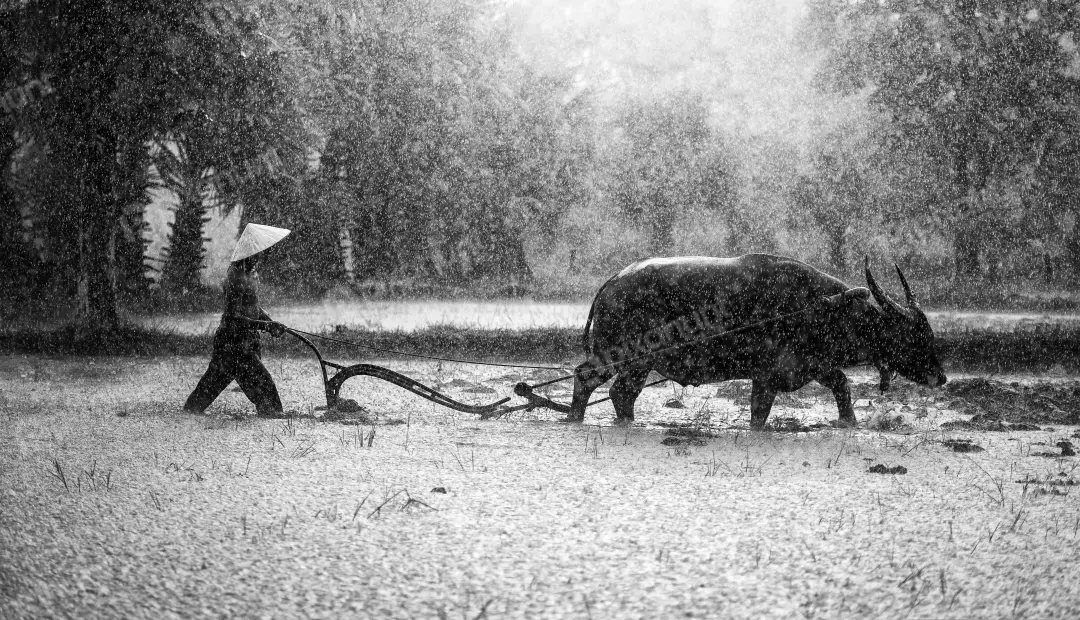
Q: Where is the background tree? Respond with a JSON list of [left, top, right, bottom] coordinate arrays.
[[298, 0, 477, 282], [151, 4, 312, 299], [792, 151, 867, 273], [608, 90, 722, 254], [150, 138, 216, 298], [812, 0, 1080, 278], [0, 0, 312, 328], [291, 0, 592, 288]]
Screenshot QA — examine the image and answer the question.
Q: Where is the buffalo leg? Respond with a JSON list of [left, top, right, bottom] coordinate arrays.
[[749, 379, 777, 430], [609, 366, 650, 425], [818, 369, 856, 427], [566, 359, 614, 423]]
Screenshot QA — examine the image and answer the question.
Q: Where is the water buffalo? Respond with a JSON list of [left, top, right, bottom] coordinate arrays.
[[568, 253, 946, 429]]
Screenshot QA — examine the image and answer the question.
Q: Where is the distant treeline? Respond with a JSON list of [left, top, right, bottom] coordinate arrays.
[[2, 0, 1080, 329]]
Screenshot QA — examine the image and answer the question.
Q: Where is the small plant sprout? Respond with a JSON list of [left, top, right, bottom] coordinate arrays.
[[351, 490, 374, 521], [46, 458, 68, 491], [705, 451, 722, 477], [366, 489, 436, 519], [967, 457, 1007, 507], [291, 440, 316, 459], [45, 458, 112, 493]]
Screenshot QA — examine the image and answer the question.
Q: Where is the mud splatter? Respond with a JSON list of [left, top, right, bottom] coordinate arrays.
[[941, 439, 984, 453], [868, 464, 907, 474]]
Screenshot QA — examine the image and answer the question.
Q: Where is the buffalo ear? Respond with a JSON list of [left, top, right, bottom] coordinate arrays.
[[864, 256, 908, 318], [845, 287, 870, 301], [894, 264, 917, 307]]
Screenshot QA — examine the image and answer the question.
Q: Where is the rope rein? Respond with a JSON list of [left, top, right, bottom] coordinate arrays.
[[243, 289, 854, 412], [520, 303, 828, 391]]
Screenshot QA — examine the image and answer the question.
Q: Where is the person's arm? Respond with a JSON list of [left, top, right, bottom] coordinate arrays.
[[251, 290, 284, 336], [252, 302, 285, 336], [263, 315, 286, 336], [225, 267, 284, 335]]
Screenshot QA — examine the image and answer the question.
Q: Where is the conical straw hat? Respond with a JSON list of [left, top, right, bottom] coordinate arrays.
[[230, 223, 291, 262]]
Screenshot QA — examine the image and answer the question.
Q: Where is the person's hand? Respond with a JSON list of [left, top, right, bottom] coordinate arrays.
[[267, 321, 286, 337]]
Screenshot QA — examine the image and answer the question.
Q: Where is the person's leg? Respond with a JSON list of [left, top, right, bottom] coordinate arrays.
[[234, 353, 284, 416], [183, 356, 234, 413]]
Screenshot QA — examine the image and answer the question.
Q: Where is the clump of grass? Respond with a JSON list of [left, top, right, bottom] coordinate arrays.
[[337, 425, 376, 448], [46, 458, 113, 492], [366, 489, 436, 519], [705, 444, 772, 477], [290, 441, 316, 459]]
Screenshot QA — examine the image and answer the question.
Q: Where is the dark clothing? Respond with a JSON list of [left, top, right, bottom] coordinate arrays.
[[184, 265, 282, 415]]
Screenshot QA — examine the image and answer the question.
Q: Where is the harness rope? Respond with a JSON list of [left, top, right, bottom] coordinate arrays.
[[241, 289, 856, 415], [255, 302, 815, 392], [520, 301, 836, 391]]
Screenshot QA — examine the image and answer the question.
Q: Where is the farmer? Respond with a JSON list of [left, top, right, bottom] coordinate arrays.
[[183, 223, 291, 418]]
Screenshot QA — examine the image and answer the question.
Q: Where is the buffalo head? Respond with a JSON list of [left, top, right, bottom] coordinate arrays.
[[864, 257, 947, 389]]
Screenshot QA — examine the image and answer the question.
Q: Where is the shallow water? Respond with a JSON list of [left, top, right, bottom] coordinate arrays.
[[4, 357, 1078, 620], [136, 299, 1080, 335], [138, 299, 593, 334]]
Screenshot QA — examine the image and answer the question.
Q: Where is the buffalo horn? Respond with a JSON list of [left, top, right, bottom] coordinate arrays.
[[894, 264, 917, 307], [864, 256, 909, 318]]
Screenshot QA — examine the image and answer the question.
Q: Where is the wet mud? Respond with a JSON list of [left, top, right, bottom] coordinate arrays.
[[320, 360, 1080, 439], [941, 438, 984, 453], [938, 377, 1080, 429], [1015, 473, 1079, 497], [867, 464, 908, 474]]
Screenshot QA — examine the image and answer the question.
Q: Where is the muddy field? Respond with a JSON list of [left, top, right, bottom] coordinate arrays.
[[2, 356, 1080, 618]]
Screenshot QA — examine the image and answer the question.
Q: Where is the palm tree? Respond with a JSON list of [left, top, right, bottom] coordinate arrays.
[[1, 0, 311, 329]]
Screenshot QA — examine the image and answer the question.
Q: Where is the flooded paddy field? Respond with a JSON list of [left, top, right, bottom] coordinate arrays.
[[3, 356, 1080, 618]]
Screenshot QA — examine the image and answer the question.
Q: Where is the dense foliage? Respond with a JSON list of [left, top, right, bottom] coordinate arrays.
[[2, 0, 1079, 330], [807, 0, 1080, 278]]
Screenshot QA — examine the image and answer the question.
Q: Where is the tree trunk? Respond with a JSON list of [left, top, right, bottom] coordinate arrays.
[[76, 204, 120, 331], [114, 143, 152, 303], [647, 191, 675, 255], [499, 233, 533, 283], [952, 228, 981, 277], [1064, 222, 1080, 284], [0, 135, 19, 271], [952, 144, 987, 278], [827, 226, 847, 273], [73, 131, 122, 331], [338, 226, 356, 283]]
